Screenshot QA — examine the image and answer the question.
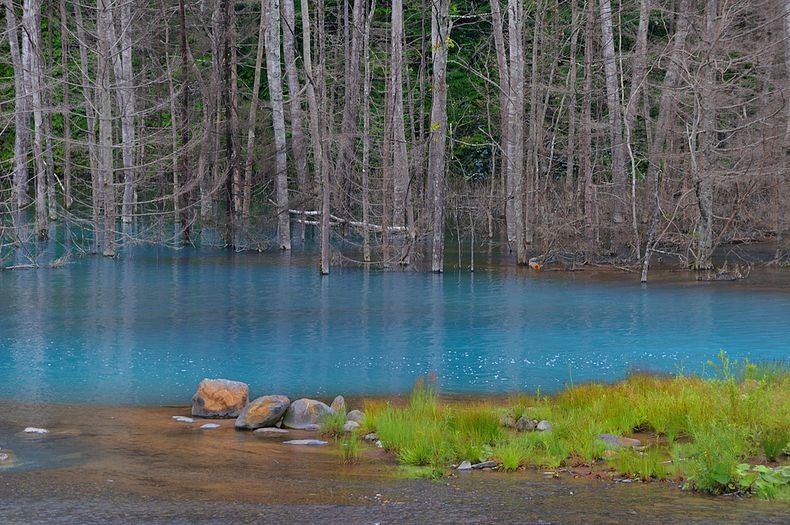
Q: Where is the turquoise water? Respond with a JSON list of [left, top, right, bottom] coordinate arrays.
[[1, 246, 789, 404]]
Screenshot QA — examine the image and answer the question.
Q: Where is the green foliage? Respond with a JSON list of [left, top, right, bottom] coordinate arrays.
[[609, 448, 671, 480], [735, 464, 790, 500], [341, 431, 360, 464], [320, 411, 347, 438]]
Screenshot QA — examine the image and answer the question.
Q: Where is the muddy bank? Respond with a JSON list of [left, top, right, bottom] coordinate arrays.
[[0, 401, 787, 524]]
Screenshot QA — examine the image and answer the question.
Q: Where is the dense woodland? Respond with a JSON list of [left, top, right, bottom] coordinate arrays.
[[1, 0, 788, 277]]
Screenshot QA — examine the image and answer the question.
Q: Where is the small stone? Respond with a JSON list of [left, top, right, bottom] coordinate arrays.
[[282, 399, 335, 430], [191, 378, 249, 418], [346, 410, 365, 424], [200, 423, 220, 430], [303, 424, 321, 432], [254, 427, 290, 436], [501, 414, 517, 429], [597, 433, 641, 449], [457, 461, 473, 471], [23, 427, 48, 434], [375, 440, 383, 448], [364, 433, 378, 442], [516, 416, 536, 432], [282, 439, 328, 446], [472, 460, 498, 470], [602, 449, 618, 459], [536, 420, 552, 432], [172, 416, 194, 423], [330, 395, 347, 414], [343, 421, 360, 432], [235, 395, 291, 430]]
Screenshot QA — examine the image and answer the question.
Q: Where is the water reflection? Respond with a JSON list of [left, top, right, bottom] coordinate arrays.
[[0, 246, 788, 404]]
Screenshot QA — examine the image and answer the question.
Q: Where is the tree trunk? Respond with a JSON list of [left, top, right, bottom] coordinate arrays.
[[581, 0, 595, 247], [4, 0, 30, 211], [390, 0, 410, 229], [265, 0, 291, 250], [490, 0, 512, 242], [179, 0, 191, 243], [97, 0, 116, 256], [281, 0, 309, 216], [59, 0, 72, 210], [361, 0, 376, 262], [598, 0, 627, 224], [506, 0, 526, 264], [225, 0, 242, 244], [564, 0, 579, 194], [429, 0, 451, 272], [243, 0, 266, 220]]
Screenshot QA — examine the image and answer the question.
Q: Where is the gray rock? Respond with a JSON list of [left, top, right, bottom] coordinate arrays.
[[172, 416, 194, 423], [282, 399, 335, 430], [191, 378, 249, 418], [346, 410, 365, 424], [303, 424, 321, 432], [501, 414, 517, 429], [343, 421, 361, 432], [254, 427, 290, 436], [597, 433, 641, 449], [457, 461, 473, 471], [472, 460, 498, 469], [23, 427, 48, 434], [364, 433, 378, 442], [516, 416, 536, 432], [536, 420, 552, 432], [200, 423, 220, 430], [282, 439, 328, 446], [235, 395, 291, 430], [375, 440, 383, 448], [330, 395, 347, 414]]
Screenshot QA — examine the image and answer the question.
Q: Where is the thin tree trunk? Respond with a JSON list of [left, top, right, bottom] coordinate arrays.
[[390, 0, 410, 229], [59, 0, 72, 210], [225, 0, 242, 244], [4, 0, 30, 211], [281, 0, 309, 221], [179, 0, 191, 243], [265, 0, 291, 250], [581, 0, 595, 247], [243, 0, 266, 220], [429, 0, 451, 272], [598, 0, 627, 224], [525, 0, 543, 245], [564, 0, 579, 194], [361, 0, 375, 262], [97, 0, 115, 256], [506, 0, 526, 264], [490, 0, 512, 242]]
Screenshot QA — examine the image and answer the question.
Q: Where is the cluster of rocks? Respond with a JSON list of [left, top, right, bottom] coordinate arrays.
[[500, 413, 552, 433], [189, 378, 365, 438]]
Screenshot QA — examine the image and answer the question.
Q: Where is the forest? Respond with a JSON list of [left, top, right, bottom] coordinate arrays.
[[1, 0, 788, 277]]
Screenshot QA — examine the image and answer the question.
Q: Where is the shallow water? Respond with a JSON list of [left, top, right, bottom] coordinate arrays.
[[0, 402, 787, 524], [0, 245, 789, 404]]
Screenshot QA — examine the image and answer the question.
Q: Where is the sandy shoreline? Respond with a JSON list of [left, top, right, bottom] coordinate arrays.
[[1, 401, 788, 524]]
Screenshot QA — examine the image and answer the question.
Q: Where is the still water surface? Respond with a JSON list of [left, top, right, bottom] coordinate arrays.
[[1, 246, 788, 404]]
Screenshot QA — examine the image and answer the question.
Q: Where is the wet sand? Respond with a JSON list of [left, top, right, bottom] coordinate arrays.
[[1, 401, 788, 524]]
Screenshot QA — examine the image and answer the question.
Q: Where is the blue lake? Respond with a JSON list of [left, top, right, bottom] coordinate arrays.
[[1, 246, 789, 405]]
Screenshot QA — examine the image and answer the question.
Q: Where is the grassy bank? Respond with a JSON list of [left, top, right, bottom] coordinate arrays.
[[344, 353, 789, 499]]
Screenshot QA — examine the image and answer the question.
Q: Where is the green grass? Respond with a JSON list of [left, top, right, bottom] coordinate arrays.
[[359, 357, 789, 498], [320, 411, 347, 438]]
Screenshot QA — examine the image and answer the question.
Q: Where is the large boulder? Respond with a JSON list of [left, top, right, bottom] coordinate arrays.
[[235, 395, 291, 430], [281, 398, 335, 429], [191, 378, 249, 418]]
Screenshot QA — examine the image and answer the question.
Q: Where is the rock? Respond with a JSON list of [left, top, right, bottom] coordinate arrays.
[[343, 421, 360, 432], [602, 449, 618, 459], [346, 410, 365, 424], [375, 440, 383, 448], [500, 414, 517, 429], [23, 427, 48, 434], [282, 439, 328, 446], [364, 433, 378, 442], [597, 433, 641, 449], [536, 420, 552, 432], [472, 460, 498, 469], [234, 395, 291, 430], [281, 399, 335, 430], [303, 424, 321, 432], [172, 416, 194, 423], [330, 395, 347, 414], [254, 428, 290, 436], [191, 378, 249, 418], [200, 423, 220, 430], [457, 461, 473, 471], [516, 416, 536, 432], [0, 450, 17, 468]]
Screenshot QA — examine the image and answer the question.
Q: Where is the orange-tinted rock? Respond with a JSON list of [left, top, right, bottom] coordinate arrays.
[[281, 399, 335, 429], [191, 378, 249, 418], [235, 395, 291, 430]]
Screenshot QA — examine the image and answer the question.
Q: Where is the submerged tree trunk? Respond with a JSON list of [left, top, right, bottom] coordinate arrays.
[[506, 0, 526, 264], [490, 0, 512, 242], [390, 0, 410, 229], [429, 0, 451, 272], [4, 0, 30, 212], [581, 0, 595, 248], [361, 0, 376, 262], [59, 0, 72, 210], [97, 0, 116, 256], [243, 0, 266, 220]]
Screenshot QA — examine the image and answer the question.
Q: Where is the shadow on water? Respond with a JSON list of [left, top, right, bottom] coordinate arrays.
[[0, 402, 787, 524]]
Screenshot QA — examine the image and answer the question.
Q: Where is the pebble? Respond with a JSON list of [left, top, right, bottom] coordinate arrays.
[[200, 423, 220, 430], [282, 439, 328, 446], [457, 461, 473, 471], [364, 433, 378, 442], [172, 416, 194, 423], [254, 428, 290, 435], [536, 420, 552, 432], [343, 421, 361, 432], [23, 427, 48, 434]]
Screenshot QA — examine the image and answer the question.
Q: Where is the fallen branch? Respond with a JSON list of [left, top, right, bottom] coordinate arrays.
[[289, 210, 407, 232]]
